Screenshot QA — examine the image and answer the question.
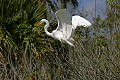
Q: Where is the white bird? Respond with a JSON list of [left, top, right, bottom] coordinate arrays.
[[35, 9, 91, 46]]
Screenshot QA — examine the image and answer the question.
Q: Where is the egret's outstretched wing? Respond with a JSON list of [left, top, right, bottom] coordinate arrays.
[[55, 9, 72, 39], [72, 15, 92, 29]]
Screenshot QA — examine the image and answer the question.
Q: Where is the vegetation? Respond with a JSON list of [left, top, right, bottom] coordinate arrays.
[[0, 0, 120, 80]]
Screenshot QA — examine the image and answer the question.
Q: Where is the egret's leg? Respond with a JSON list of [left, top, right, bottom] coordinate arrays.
[[60, 37, 74, 46], [68, 38, 75, 42], [68, 38, 76, 45], [65, 39, 74, 46]]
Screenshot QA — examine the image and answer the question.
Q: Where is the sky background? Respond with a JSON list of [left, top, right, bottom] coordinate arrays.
[[77, 0, 107, 21], [48, 0, 107, 23]]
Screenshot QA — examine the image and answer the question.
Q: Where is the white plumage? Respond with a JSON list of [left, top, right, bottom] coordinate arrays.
[[35, 9, 92, 46]]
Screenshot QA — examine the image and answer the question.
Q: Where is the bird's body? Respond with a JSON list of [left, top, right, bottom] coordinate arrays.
[[42, 19, 74, 46], [35, 9, 91, 46], [53, 31, 63, 40]]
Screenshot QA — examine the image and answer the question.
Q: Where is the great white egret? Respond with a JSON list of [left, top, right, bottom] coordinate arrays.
[[35, 9, 91, 46]]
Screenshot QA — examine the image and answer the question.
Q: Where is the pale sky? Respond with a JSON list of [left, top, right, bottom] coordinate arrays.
[[48, 0, 107, 22], [77, 0, 107, 21]]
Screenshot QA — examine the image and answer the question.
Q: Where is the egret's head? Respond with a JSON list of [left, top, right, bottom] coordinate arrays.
[[34, 19, 47, 27]]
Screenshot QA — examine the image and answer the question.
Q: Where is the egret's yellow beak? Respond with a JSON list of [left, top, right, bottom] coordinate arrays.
[[34, 21, 42, 27]]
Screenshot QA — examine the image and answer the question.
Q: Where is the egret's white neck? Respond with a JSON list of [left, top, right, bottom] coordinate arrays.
[[43, 19, 53, 37]]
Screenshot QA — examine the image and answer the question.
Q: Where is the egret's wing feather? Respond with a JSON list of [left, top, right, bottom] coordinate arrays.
[[55, 10, 63, 31], [55, 17, 62, 31], [55, 9, 72, 39], [72, 15, 92, 29]]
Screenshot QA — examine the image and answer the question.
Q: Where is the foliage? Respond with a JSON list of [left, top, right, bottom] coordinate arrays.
[[0, 0, 47, 79], [46, 0, 78, 11], [0, 0, 120, 80]]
